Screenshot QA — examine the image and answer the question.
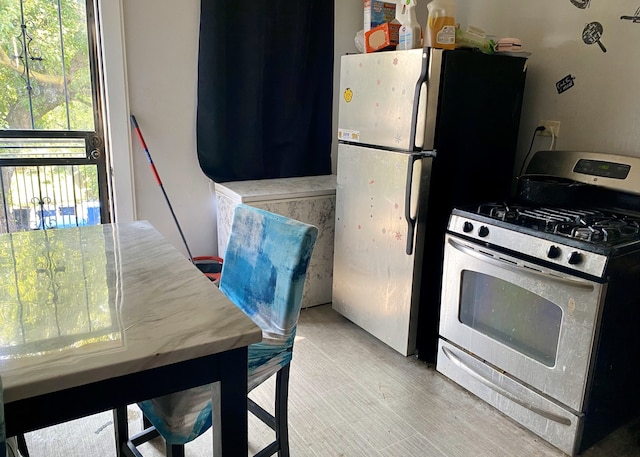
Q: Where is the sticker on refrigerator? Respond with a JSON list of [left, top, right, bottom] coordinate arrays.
[[338, 129, 360, 142], [343, 88, 354, 103]]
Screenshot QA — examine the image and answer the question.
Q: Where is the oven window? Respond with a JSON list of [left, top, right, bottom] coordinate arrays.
[[459, 271, 562, 367]]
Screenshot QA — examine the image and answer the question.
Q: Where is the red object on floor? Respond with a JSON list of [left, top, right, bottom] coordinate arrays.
[[193, 256, 223, 284]]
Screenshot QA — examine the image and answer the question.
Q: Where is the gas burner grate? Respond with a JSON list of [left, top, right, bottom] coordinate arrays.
[[476, 204, 640, 245], [477, 203, 518, 222]]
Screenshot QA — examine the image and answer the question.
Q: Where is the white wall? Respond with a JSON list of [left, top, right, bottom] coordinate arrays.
[[121, 0, 216, 259], [455, 0, 640, 165]]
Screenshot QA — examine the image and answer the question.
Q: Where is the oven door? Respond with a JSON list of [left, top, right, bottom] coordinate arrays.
[[438, 233, 607, 412]]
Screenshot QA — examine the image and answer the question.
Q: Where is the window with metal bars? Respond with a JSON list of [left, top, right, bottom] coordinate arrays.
[[0, 0, 110, 234]]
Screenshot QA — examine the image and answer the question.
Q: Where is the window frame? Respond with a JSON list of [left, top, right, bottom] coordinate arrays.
[[0, 0, 135, 225], [95, 0, 135, 223]]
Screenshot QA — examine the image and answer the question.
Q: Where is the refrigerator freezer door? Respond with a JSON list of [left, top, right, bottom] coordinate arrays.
[[332, 143, 432, 356], [337, 49, 442, 152]]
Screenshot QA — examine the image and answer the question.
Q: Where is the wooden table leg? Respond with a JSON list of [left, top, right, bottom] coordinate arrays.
[[113, 406, 129, 457], [217, 347, 248, 457]]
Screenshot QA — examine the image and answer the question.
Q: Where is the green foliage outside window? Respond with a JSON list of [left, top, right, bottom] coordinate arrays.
[[0, 1, 104, 234], [0, 0, 94, 131]]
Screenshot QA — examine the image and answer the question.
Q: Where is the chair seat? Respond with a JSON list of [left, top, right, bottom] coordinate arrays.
[[138, 388, 213, 446], [248, 334, 294, 392], [137, 332, 296, 445]]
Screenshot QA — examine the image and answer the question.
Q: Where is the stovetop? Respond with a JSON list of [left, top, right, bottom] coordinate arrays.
[[474, 203, 640, 248], [448, 206, 620, 278], [451, 202, 640, 259], [447, 151, 640, 275]]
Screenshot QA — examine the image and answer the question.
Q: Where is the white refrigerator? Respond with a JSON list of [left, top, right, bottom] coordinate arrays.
[[332, 48, 528, 358]]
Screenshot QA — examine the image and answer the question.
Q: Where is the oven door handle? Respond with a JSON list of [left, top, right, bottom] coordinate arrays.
[[441, 346, 573, 426], [448, 237, 595, 291]]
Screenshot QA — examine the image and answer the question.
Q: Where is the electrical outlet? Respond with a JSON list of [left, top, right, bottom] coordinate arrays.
[[537, 120, 561, 137]]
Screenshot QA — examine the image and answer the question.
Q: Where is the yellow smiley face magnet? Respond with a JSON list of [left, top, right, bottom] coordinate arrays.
[[343, 88, 353, 103]]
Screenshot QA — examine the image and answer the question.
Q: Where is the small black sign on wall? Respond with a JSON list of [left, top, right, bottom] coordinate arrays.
[[556, 75, 576, 94]]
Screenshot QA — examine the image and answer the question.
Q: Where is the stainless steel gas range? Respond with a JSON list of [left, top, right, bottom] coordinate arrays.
[[436, 150, 640, 456]]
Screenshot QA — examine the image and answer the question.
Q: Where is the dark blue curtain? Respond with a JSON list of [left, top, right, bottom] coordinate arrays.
[[196, 0, 334, 183]]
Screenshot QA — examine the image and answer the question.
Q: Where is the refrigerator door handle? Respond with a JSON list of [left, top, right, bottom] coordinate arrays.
[[409, 47, 431, 151], [405, 153, 423, 255]]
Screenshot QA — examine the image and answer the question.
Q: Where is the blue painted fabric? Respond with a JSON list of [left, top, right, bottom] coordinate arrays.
[[138, 204, 318, 445]]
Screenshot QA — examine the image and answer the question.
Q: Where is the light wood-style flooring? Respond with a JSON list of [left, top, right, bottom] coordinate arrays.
[[21, 304, 640, 456]]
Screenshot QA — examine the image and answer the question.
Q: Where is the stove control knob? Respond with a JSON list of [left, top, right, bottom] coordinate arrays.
[[478, 226, 489, 238], [547, 245, 561, 259], [568, 251, 583, 265], [463, 222, 474, 233]]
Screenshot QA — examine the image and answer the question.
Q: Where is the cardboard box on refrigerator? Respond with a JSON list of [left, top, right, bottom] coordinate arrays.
[[365, 20, 401, 53], [364, 0, 396, 32]]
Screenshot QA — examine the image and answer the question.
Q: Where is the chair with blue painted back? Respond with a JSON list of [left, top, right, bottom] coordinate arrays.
[[115, 204, 318, 457]]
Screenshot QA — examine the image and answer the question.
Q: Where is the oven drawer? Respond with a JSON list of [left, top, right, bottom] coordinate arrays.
[[437, 339, 583, 456]]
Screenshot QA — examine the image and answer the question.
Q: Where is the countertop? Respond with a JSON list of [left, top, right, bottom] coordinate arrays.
[[214, 175, 337, 202]]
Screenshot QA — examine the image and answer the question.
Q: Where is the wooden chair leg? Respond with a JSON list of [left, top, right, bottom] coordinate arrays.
[[274, 364, 290, 457], [142, 413, 153, 430], [114, 405, 185, 457], [249, 364, 292, 457], [166, 443, 186, 457]]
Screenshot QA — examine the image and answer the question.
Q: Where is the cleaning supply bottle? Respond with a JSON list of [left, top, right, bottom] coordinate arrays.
[[397, 0, 422, 50], [425, 0, 456, 50]]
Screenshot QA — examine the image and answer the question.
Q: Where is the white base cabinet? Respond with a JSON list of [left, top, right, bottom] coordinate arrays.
[[214, 175, 336, 308]]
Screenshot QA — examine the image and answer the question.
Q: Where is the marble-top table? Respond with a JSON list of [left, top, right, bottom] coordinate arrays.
[[0, 221, 262, 455]]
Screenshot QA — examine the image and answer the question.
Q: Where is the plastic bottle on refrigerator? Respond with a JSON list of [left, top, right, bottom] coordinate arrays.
[[397, 0, 422, 50], [425, 0, 456, 50]]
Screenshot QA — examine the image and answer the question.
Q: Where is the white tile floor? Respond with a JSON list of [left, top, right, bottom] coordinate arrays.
[[22, 304, 640, 456]]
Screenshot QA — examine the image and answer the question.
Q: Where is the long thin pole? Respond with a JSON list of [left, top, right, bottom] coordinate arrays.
[[130, 115, 194, 263]]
